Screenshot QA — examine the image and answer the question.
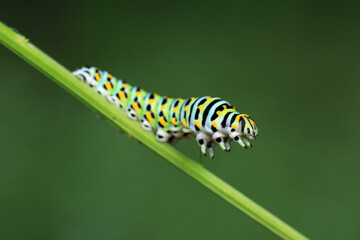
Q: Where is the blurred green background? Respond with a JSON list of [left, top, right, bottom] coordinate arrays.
[[1, 1, 360, 239]]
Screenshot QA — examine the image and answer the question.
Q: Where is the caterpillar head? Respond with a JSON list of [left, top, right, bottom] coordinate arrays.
[[239, 115, 259, 140]]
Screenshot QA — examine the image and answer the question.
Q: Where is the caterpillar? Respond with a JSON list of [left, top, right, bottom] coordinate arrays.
[[73, 66, 259, 159]]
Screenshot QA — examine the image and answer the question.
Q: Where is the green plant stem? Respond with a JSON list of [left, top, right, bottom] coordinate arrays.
[[0, 21, 309, 240]]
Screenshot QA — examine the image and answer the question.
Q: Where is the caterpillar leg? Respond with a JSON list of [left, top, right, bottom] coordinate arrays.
[[196, 132, 212, 157], [212, 132, 229, 152], [171, 129, 184, 138], [233, 135, 248, 149], [107, 96, 124, 109], [156, 129, 171, 142], [242, 137, 252, 148], [224, 137, 231, 152], [182, 129, 193, 139], [206, 141, 215, 159], [140, 118, 152, 131], [167, 135, 179, 145], [167, 130, 183, 144], [126, 107, 137, 120]]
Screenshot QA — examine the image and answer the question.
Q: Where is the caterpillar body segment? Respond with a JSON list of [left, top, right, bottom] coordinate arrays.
[[73, 66, 259, 159]]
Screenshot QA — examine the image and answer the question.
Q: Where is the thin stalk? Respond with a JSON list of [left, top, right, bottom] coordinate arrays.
[[0, 21, 309, 240]]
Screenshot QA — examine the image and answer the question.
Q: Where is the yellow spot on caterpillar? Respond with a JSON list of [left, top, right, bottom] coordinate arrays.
[[198, 105, 204, 110], [182, 119, 187, 127], [212, 121, 217, 128], [232, 124, 237, 130], [222, 105, 227, 109], [148, 99, 154, 104], [195, 120, 200, 129], [160, 104, 166, 110], [216, 110, 222, 115], [173, 106, 179, 112], [146, 112, 153, 121], [206, 97, 211, 100], [184, 105, 189, 111], [167, 97, 170, 100], [136, 91, 141, 97], [94, 73, 100, 81], [233, 107, 236, 110], [132, 103, 139, 112], [154, 93, 158, 96], [191, 97, 195, 100], [159, 118, 166, 126], [249, 119, 255, 128], [178, 98, 184, 102], [171, 118, 177, 125], [119, 92, 126, 100], [108, 74, 112, 79], [236, 115, 241, 123], [104, 82, 112, 90]]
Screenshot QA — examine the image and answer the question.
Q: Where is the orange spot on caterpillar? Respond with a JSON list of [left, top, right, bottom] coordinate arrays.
[[181, 119, 187, 127], [104, 82, 112, 90], [195, 120, 200, 129], [132, 103, 139, 112], [146, 112, 153, 121], [159, 118, 166, 126], [94, 73, 100, 81], [119, 92, 126, 100]]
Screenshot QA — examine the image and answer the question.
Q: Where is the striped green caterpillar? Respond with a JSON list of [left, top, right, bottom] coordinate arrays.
[[73, 66, 259, 159]]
